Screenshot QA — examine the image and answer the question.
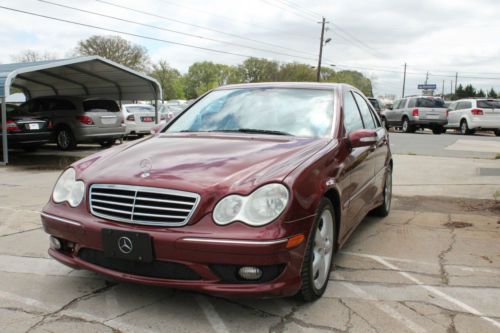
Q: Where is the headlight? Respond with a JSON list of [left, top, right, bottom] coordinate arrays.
[[213, 183, 289, 226], [52, 168, 85, 207]]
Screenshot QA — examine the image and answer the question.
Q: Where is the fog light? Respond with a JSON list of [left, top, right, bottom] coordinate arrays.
[[49, 236, 61, 250], [238, 266, 263, 280]]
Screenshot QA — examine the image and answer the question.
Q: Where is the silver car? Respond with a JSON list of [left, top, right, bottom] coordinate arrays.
[[383, 96, 448, 134], [17, 96, 125, 150]]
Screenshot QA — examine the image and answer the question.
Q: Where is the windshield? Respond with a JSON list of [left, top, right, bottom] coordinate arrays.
[[477, 100, 500, 109], [166, 88, 335, 138], [416, 98, 445, 108]]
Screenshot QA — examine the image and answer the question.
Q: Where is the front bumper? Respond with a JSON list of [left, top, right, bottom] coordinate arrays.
[[41, 210, 313, 297]]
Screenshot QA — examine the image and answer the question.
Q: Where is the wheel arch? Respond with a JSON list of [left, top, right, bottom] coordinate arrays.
[[323, 188, 341, 252]]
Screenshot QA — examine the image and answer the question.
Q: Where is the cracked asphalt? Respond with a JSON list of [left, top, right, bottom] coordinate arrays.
[[1, 137, 500, 332]]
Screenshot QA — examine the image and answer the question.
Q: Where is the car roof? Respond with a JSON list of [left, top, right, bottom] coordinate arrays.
[[216, 82, 349, 91]]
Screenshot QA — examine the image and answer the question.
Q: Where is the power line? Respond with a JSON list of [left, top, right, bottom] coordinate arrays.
[[156, 0, 313, 39], [273, 0, 320, 20], [38, 0, 319, 62], [275, 0, 323, 19], [258, 0, 316, 22], [96, 0, 317, 58], [0, 5, 312, 62]]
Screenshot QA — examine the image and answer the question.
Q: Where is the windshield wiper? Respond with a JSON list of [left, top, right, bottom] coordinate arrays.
[[211, 128, 292, 136]]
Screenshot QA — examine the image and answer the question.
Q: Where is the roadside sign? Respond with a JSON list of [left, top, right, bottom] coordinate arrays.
[[418, 84, 437, 90]]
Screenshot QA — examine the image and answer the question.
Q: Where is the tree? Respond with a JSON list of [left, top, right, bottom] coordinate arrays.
[[11, 50, 57, 63], [183, 61, 238, 98], [476, 89, 485, 98], [455, 84, 466, 99], [464, 84, 476, 97], [324, 69, 374, 96], [487, 88, 497, 98], [277, 63, 316, 82], [74, 35, 150, 71], [150, 60, 184, 100], [239, 57, 279, 82]]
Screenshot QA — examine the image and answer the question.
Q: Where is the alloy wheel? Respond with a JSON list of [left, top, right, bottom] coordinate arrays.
[[312, 209, 334, 290], [57, 130, 69, 149]]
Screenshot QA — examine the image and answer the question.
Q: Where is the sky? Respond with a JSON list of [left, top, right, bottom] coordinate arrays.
[[0, 0, 499, 99]]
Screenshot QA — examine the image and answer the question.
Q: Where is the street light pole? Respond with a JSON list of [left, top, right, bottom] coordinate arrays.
[[316, 17, 326, 82], [402, 63, 407, 98]]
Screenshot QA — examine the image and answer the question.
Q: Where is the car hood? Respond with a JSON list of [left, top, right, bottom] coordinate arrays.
[[75, 133, 330, 194]]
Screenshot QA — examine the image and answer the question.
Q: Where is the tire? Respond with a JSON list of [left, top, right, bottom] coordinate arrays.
[[460, 120, 475, 135], [401, 117, 415, 133], [494, 130, 500, 137], [298, 198, 336, 302], [99, 139, 115, 148], [432, 127, 444, 135], [381, 117, 389, 130], [56, 128, 77, 150], [372, 164, 392, 217]]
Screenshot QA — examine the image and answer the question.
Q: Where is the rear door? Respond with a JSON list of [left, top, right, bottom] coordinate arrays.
[[416, 97, 447, 121], [83, 100, 122, 128], [392, 98, 407, 123]]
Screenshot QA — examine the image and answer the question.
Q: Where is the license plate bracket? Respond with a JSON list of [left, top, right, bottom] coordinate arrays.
[[101, 229, 153, 263], [28, 123, 40, 130]]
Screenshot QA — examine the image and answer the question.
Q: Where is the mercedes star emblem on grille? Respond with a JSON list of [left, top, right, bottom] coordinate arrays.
[[118, 236, 133, 254]]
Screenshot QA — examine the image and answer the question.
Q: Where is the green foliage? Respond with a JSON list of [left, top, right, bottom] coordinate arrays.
[[277, 62, 316, 82], [464, 84, 476, 97], [476, 89, 485, 97], [323, 68, 374, 96], [74, 35, 150, 71], [182, 62, 242, 98], [149, 60, 184, 100], [455, 84, 466, 99], [488, 88, 498, 98], [239, 57, 279, 82]]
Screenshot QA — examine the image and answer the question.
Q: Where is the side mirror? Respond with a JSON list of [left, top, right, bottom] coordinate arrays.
[[150, 123, 165, 135], [348, 129, 378, 148]]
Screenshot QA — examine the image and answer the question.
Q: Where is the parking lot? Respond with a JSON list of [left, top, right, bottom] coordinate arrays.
[[0, 130, 499, 333]]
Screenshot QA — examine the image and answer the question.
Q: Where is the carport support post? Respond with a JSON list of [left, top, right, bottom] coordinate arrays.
[[1, 97, 7, 165], [154, 98, 158, 125]]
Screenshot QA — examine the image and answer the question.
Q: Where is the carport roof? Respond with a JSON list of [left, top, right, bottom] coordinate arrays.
[[0, 56, 162, 100]]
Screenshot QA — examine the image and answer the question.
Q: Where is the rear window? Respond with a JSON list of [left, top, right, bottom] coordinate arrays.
[[416, 98, 445, 108], [83, 100, 119, 112], [477, 100, 500, 109], [126, 106, 155, 113]]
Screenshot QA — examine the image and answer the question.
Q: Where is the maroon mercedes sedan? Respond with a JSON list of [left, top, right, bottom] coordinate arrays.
[[41, 83, 392, 301]]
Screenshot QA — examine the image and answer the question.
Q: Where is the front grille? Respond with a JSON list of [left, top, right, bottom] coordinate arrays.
[[89, 184, 200, 227], [78, 248, 201, 280]]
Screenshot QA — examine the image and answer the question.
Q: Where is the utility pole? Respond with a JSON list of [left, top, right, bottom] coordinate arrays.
[[316, 17, 326, 82], [442, 80, 445, 98], [455, 72, 458, 93], [402, 63, 407, 98], [425, 71, 429, 85], [450, 80, 453, 95]]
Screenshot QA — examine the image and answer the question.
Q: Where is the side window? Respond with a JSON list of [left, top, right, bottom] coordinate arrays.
[[449, 102, 457, 110], [400, 98, 408, 109], [392, 99, 400, 109], [343, 91, 364, 134], [407, 98, 416, 108], [465, 101, 472, 109], [353, 93, 376, 129]]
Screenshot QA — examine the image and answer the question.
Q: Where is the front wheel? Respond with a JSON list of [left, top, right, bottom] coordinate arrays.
[[460, 120, 475, 135], [298, 198, 336, 302], [372, 165, 392, 217]]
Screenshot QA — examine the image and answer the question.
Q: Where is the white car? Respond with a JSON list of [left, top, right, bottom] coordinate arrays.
[[122, 104, 163, 137], [446, 99, 500, 136]]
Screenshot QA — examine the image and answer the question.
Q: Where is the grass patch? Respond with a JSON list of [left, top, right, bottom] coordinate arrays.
[[407, 152, 416, 156], [495, 153, 500, 160], [494, 191, 500, 202]]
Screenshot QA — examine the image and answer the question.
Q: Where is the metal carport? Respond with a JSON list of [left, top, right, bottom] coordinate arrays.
[[0, 56, 162, 165]]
